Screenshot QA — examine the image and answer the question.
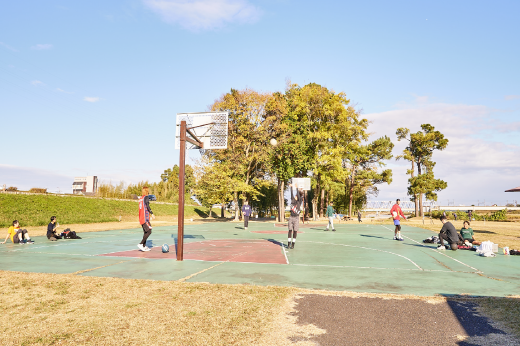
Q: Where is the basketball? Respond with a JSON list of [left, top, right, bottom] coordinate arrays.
[[162, 244, 169, 253], [270, 138, 277, 146]]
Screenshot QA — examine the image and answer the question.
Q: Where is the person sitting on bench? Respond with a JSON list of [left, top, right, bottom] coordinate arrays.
[[437, 215, 459, 250], [1, 220, 34, 244], [458, 220, 481, 246]]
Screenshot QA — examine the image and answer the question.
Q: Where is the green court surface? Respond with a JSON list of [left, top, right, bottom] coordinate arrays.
[[1, 222, 519, 297]]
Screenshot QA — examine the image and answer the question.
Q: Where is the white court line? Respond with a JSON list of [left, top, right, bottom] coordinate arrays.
[[292, 263, 470, 273], [4, 239, 134, 253], [381, 225, 482, 273], [298, 240, 423, 271], [8, 252, 99, 257], [281, 242, 289, 264]]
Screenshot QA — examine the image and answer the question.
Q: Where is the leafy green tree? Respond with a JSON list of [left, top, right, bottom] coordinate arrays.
[[285, 83, 368, 219], [194, 159, 235, 218], [396, 124, 448, 217], [343, 136, 394, 217], [204, 88, 272, 220], [265, 91, 313, 221]]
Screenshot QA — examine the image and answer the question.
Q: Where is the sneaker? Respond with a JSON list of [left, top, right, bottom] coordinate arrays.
[[393, 236, 397, 240], [437, 245, 446, 250], [137, 244, 145, 251], [287, 242, 292, 249], [27, 240, 34, 244], [332, 229, 336, 232], [398, 237, 404, 241], [325, 228, 329, 231], [244, 227, 248, 230], [143, 246, 151, 252], [464, 240, 471, 246], [290, 242, 295, 249]]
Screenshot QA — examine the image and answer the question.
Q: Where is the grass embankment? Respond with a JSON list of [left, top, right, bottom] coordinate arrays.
[[0, 194, 209, 228]]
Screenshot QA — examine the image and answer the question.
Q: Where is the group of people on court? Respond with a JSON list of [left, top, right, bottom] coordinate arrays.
[[1, 215, 71, 244], [390, 199, 481, 250]]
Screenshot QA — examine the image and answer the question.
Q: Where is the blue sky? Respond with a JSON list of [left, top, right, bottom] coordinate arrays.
[[1, 0, 519, 205]]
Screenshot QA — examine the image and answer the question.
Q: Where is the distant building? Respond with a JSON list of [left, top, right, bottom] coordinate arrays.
[[72, 176, 98, 195]]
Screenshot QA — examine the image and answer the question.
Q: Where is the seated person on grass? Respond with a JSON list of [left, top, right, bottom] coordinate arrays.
[[47, 216, 62, 241], [437, 215, 459, 251], [458, 220, 481, 246], [1, 220, 34, 244]]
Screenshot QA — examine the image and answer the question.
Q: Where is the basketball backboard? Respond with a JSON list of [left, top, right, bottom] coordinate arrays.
[[175, 112, 228, 150], [292, 178, 311, 191]]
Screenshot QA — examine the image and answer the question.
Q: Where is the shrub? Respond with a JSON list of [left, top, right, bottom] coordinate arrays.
[[29, 188, 47, 194], [7, 186, 18, 191], [430, 210, 469, 220], [430, 209, 508, 222]]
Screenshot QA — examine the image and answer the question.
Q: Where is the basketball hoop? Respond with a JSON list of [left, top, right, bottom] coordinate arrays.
[[175, 112, 229, 261]]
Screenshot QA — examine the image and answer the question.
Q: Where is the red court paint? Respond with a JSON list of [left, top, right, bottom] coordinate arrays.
[[251, 230, 304, 234], [99, 239, 286, 264]]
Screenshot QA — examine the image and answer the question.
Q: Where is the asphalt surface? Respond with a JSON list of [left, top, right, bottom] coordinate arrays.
[[292, 295, 518, 346]]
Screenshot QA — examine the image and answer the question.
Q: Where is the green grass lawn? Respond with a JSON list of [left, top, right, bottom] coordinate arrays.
[[0, 194, 209, 227]]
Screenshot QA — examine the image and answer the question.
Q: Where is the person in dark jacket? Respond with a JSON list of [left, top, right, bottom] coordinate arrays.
[[437, 215, 459, 250], [47, 216, 62, 241], [287, 183, 303, 249], [138, 186, 155, 251], [241, 201, 252, 230]]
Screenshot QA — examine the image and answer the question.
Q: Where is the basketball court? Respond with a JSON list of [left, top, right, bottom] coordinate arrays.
[[1, 221, 519, 297]]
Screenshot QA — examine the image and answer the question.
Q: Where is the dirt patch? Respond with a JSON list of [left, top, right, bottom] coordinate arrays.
[[291, 294, 519, 345]]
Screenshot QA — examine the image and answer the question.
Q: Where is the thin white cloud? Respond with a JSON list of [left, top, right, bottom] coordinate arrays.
[[0, 164, 73, 193], [505, 95, 520, 100], [143, 0, 262, 30], [31, 80, 44, 86], [31, 44, 53, 50], [364, 99, 520, 205], [57, 88, 74, 94], [0, 42, 18, 52], [84, 97, 100, 103]]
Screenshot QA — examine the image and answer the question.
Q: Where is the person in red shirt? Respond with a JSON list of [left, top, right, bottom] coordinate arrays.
[[390, 199, 406, 241], [138, 186, 155, 251]]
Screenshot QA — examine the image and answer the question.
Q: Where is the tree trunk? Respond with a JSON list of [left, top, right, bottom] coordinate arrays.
[[417, 163, 423, 217], [313, 177, 320, 221], [209, 205, 213, 218], [348, 168, 357, 218], [304, 190, 308, 223], [320, 187, 325, 218], [234, 191, 240, 221], [411, 160, 418, 218], [277, 178, 285, 223], [221, 203, 225, 218]]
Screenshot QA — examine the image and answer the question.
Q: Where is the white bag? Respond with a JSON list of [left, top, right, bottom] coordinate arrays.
[[478, 241, 493, 253]]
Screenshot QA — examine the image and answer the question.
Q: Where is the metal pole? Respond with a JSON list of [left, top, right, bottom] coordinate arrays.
[[177, 120, 186, 261]]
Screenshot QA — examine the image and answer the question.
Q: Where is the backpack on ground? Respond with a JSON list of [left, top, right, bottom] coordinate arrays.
[[62, 228, 82, 239]]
